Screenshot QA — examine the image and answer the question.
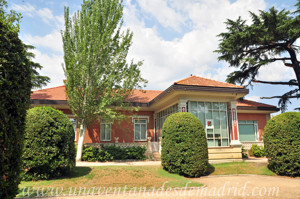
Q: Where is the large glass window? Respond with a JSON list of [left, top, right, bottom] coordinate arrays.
[[189, 102, 229, 147], [238, 120, 258, 141], [155, 104, 178, 140], [70, 118, 77, 141], [101, 122, 111, 141], [134, 119, 147, 141]]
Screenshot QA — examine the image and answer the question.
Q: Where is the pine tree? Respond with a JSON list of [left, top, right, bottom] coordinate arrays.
[[215, 1, 300, 111]]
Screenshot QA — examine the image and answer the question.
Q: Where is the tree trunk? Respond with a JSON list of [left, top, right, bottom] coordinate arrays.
[[293, 65, 300, 90], [286, 47, 300, 90], [76, 122, 86, 161]]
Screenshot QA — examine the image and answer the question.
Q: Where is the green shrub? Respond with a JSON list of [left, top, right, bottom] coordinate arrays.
[[0, 13, 32, 198], [251, 144, 265, 157], [264, 112, 300, 177], [82, 145, 146, 161], [22, 107, 76, 181], [161, 112, 208, 177], [103, 145, 126, 160], [82, 146, 112, 162], [124, 147, 146, 160], [82, 146, 101, 162]]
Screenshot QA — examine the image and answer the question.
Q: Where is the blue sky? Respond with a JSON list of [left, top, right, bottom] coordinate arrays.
[[8, 0, 299, 112]]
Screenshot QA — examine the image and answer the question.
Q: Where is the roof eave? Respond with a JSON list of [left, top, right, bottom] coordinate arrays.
[[237, 106, 280, 112], [149, 84, 249, 106], [31, 99, 68, 105]]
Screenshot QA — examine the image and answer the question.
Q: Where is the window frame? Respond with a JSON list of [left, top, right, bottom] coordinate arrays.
[[238, 120, 258, 142], [188, 101, 230, 147], [134, 119, 147, 141], [100, 121, 111, 141]]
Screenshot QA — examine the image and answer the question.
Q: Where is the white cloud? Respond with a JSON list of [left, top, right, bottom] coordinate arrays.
[[257, 62, 295, 81], [12, 3, 63, 28], [11, 3, 35, 16], [18, 0, 290, 93], [137, 0, 185, 32], [24, 30, 63, 53], [30, 49, 65, 88], [124, 0, 267, 90], [37, 8, 54, 24]]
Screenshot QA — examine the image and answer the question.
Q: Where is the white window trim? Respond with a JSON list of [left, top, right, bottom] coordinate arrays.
[[131, 115, 150, 123], [100, 122, 111, 141], [134, 119, 147, 141]]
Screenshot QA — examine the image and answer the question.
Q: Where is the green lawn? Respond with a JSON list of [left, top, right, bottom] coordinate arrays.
[[18, 162, 275, 198], [18, 166, 202, 197], [209, 162, 275, 176]]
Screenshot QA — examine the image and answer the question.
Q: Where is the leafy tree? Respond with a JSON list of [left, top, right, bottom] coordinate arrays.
[[62, 0, 146, 160], [0, 1, 49, 198], [215, 1, 300, 111]]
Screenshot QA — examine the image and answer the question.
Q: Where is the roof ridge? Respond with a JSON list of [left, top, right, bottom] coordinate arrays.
[[33, 85, 65, 92], [175, 75, 243, 88], [174, 75, 196, 84], [133, 89, 163, 92], [195, 76, 240, 87]]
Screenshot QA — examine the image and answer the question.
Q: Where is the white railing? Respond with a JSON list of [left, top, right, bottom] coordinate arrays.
[[241, 141, 264, 150], [85, 142, 148, 149]]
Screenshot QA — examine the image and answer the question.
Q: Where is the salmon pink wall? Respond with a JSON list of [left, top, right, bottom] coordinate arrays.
[[237, 113, 269, 141]]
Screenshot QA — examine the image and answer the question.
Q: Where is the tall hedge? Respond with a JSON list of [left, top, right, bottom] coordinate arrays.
[[161, 112, 208, 177], [22, 107, 76, 180], [0, 15, 32, 198], [264, 112, 300, 177]]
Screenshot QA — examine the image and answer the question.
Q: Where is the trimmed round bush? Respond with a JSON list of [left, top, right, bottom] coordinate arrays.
[[264, 112, 300, 177], [161, 112, 208, 177], [22, 107, 76, 180]]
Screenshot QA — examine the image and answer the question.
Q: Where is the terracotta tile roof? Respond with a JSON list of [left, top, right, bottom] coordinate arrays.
[[125, 89, 163, 103], [31, 77, 276, 109], [31, 85, 67, 100], [237, 99, 277, 108], [31, 86, 163, 103], [174, 75, 244, 88]]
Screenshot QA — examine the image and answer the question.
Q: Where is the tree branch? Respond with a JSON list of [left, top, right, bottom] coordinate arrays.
[[261, 95, 300, 99], [253, 80, 298, 86], [283, 62, 295, 67], [244, 42, 286, 53], [270, 57, 291, 61]]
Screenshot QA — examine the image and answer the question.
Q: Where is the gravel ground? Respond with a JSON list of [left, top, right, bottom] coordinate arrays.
[[41, 175, 300, 199]]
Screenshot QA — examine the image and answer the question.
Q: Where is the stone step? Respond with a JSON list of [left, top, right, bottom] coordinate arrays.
[[152, 152, 161, 161], [209, 153, 242, 160], [208, 147, 241, 154], [208, 147, 242, 160]]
